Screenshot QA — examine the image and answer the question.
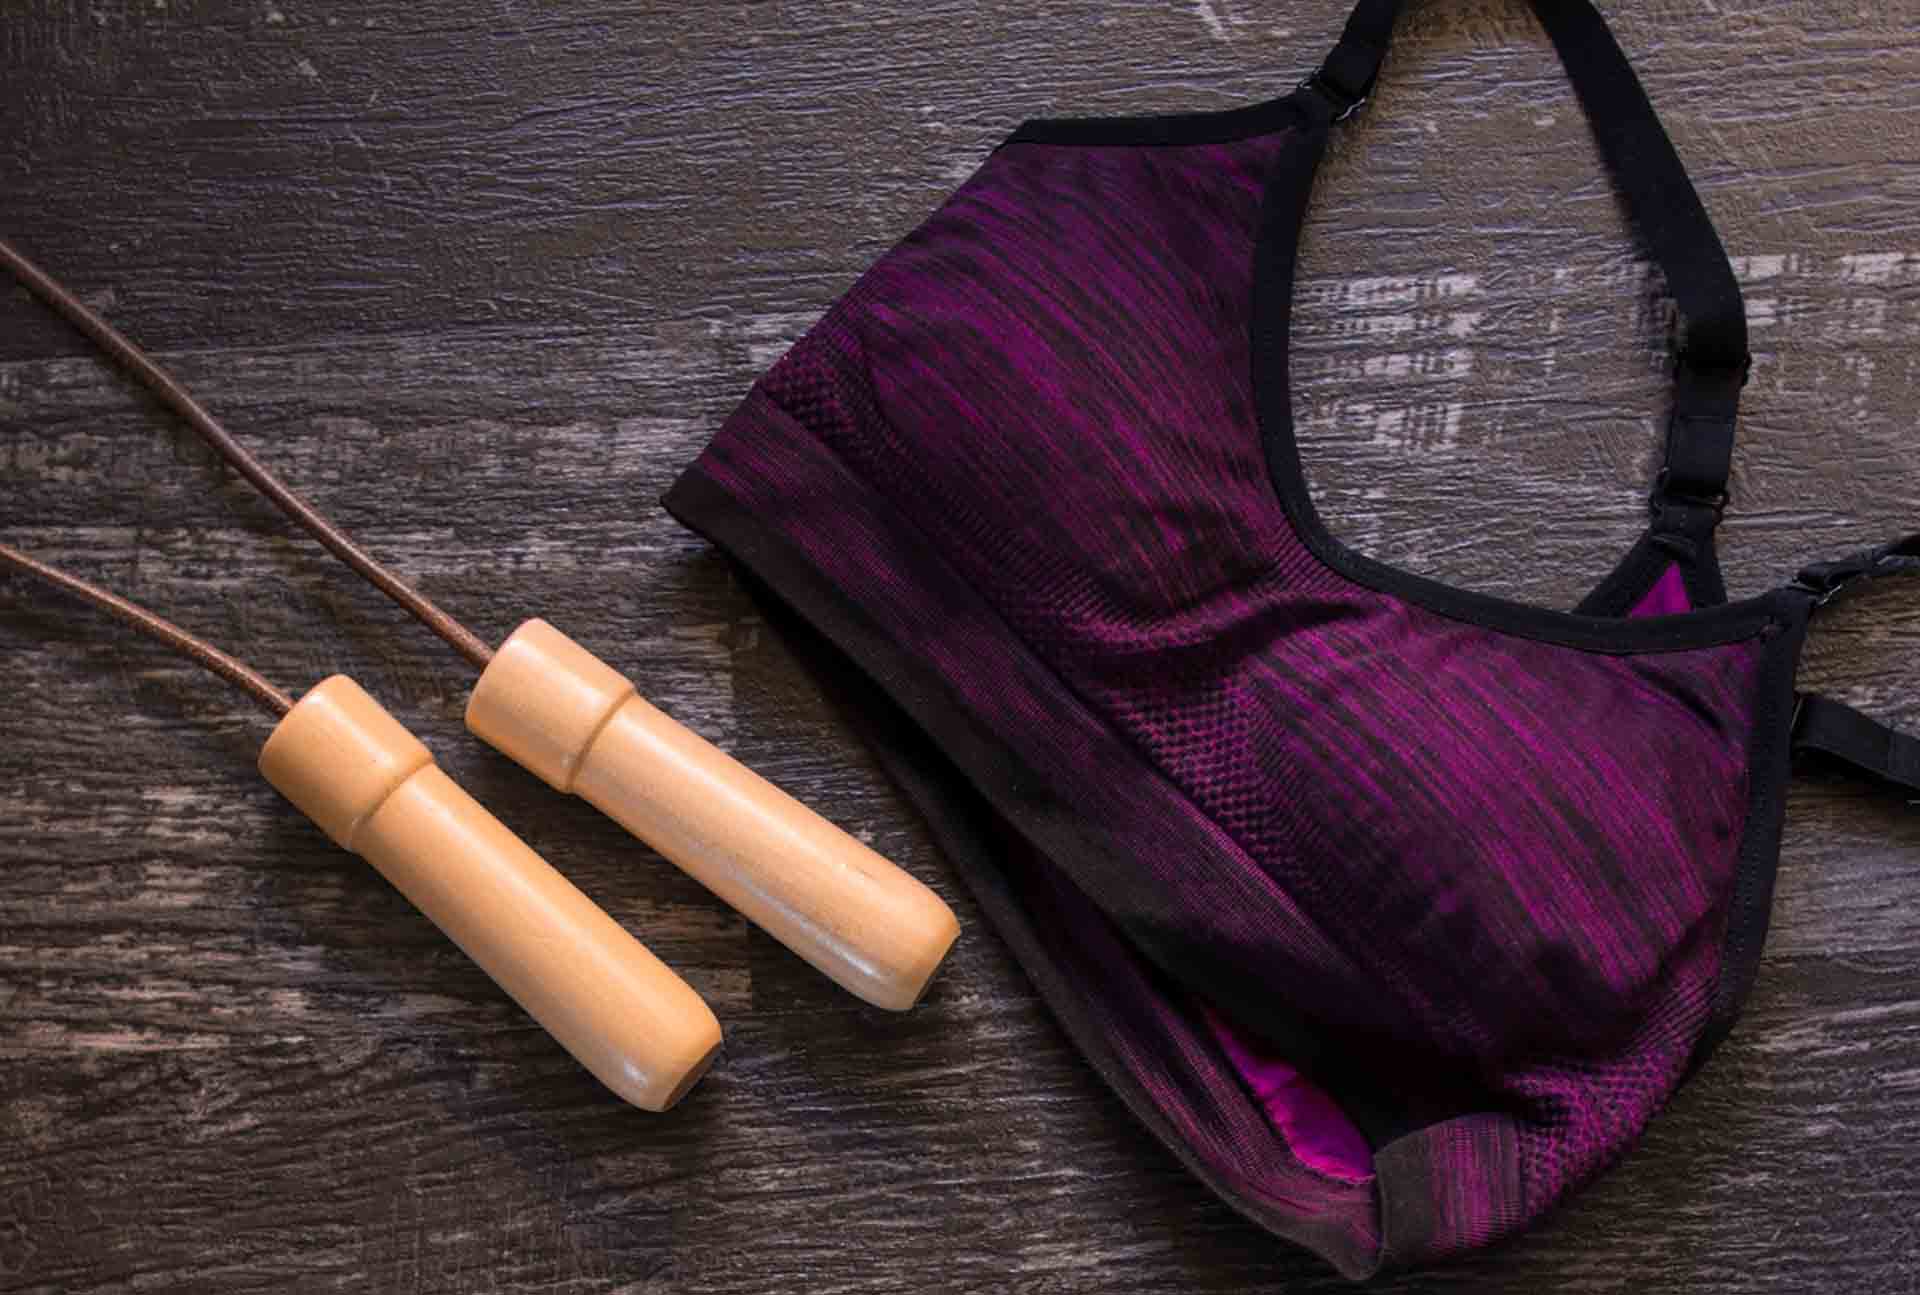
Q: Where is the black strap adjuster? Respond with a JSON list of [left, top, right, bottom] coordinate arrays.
[[1300, 71, 1368, 122], [1647, 471, 1729, 519], [1650, 351, 1748, 537]]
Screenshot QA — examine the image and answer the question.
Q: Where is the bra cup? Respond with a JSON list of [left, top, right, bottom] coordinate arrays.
[[1243, 626, 1759, 1066], [751, 132, 1767, 1196]]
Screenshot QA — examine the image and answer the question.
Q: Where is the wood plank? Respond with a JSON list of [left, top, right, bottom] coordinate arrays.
[[3, 1, 1919, 1290]]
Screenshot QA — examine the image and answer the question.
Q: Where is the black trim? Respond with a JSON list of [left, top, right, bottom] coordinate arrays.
[[1248, 107, 1787, 654], [1006, 92, 1310, 148], [1694, 595, 1812, 1063], [1698, 542, 1920, 1057]]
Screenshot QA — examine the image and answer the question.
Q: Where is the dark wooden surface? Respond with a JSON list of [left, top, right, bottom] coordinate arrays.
[[3, 2, 1918, 1290]]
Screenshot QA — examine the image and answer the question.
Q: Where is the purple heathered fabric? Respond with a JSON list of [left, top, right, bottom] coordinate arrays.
[[1630, 563, 1692, 617], [666, 124, 1768, 1273]]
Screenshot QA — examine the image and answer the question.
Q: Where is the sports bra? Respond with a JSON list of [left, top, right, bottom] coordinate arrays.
[[665, 0, 1920, 1276]]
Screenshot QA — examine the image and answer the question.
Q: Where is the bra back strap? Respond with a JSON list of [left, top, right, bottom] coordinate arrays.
[[1309, 0, 1752, 565], [1785, 533, 1920, 799], [1792, 695, 1920, 800], [1789, 533, 1920, 607]]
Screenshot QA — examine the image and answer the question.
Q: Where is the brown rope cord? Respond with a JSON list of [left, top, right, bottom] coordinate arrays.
[[0, 541, 293, 717], [0, 235, 494, 670]]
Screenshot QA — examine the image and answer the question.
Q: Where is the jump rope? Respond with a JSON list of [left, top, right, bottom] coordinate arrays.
[[0, 236, 961, 1111]]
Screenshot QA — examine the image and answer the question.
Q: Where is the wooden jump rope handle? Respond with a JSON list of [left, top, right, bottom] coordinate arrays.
[[466, 620, 962, 1011], [259, 675, 723, 1112]]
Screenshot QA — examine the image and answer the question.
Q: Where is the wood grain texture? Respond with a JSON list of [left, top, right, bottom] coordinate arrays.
[[3, 1, 1919, 1290]]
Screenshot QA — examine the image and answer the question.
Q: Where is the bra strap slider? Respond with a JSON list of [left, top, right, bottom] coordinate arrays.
[[1300, 71, 1368, 122]]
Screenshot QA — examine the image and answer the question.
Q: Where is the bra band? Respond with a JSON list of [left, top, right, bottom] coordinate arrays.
[[1308, 0, 1750, 578]]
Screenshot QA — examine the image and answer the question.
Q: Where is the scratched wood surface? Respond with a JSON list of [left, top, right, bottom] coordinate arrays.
[[2, 1, 1919, 1290]]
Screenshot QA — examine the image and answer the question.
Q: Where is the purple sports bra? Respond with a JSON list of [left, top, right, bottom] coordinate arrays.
[[667, 0, 1920, 1276]]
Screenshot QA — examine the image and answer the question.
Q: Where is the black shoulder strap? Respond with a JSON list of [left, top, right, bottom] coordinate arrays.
[[1307, 0, 1751, 598]]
